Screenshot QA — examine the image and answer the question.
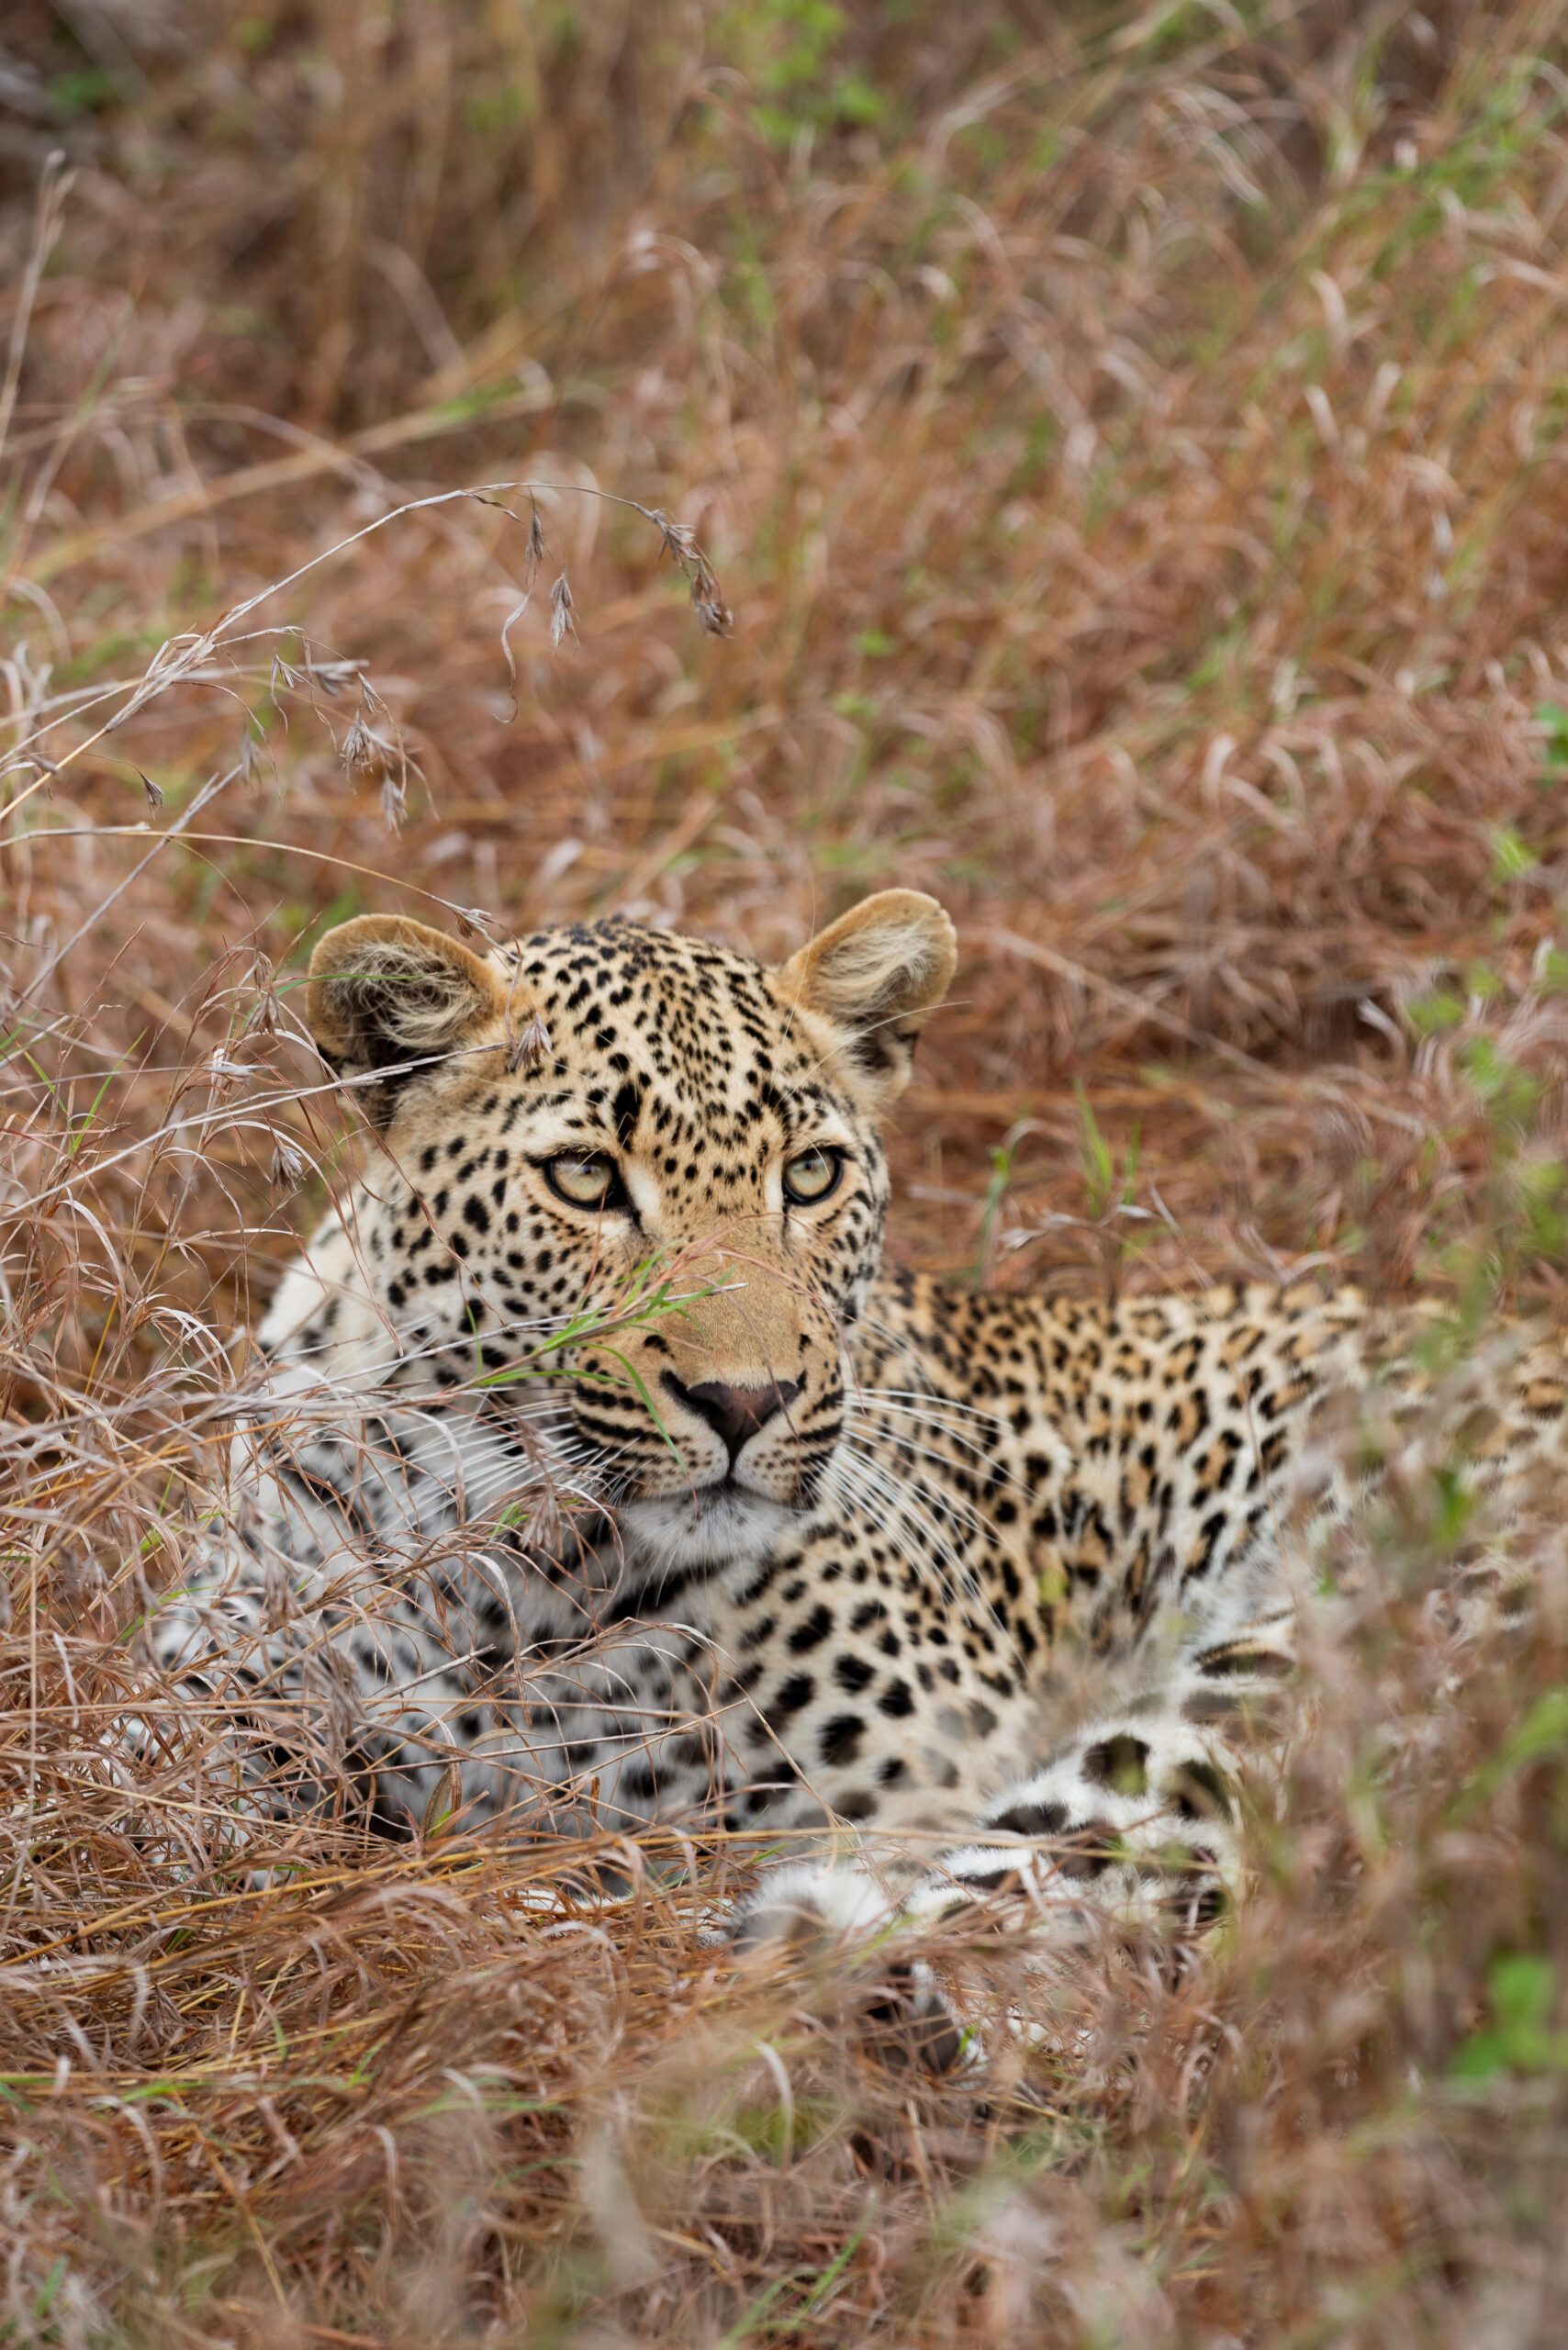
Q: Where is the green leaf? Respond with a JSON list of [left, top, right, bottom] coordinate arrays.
[[1406, 987, 1464, 1035], [1535, 700, 1568, 775], [1491, 823, 1539, 884], [1452, 1953, 1568, 2078], [1450, 1685, 1568, 1820]]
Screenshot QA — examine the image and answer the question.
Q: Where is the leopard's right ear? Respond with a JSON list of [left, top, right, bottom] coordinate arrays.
[[307, 916, 510, 1124]]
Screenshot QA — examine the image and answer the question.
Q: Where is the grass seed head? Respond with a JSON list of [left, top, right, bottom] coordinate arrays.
[[550, 570, 578, 648]]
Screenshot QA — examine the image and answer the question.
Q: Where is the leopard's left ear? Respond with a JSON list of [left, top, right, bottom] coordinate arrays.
[[776, 890, 957, 1110]]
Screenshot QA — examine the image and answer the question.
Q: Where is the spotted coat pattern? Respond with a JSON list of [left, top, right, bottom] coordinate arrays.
[[141, 895, 1567, 1942]]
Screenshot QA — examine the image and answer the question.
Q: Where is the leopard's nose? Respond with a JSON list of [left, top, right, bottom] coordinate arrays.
[[663, 1372, 803, 1467]]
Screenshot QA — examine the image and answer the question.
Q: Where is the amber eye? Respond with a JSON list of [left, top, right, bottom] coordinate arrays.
[[782, 1146, 843, 1205], [543, 1152, 622, 1210]]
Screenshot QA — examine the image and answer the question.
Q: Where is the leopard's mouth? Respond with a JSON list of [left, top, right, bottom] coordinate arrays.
[[564, 1382, 840, 1580]]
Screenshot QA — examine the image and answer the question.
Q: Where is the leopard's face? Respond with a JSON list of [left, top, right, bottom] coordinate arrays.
[[297, 893, 956, 1578]]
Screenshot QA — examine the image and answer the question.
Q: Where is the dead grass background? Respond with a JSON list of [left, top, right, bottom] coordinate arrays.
[[6, 1, 1568, 2340]]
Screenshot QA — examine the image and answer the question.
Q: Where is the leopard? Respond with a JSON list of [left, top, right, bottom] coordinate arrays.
[[136, 889, 1568, 1973]]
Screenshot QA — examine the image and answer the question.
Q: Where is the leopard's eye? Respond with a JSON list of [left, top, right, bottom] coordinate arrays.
[[543, 1152, 621, 1210], [782, 1146, 843, 1205]]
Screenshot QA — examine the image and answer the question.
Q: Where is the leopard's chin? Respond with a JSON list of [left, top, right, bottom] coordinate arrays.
[[616, 1486, 800, 1588]]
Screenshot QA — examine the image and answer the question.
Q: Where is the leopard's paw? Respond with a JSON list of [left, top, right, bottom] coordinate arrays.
[[909, 1718, 1243, 1949], [734, 1861, 896, 1953], [734, 1864, 967, 2074]]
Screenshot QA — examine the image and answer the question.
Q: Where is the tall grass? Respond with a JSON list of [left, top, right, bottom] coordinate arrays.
[[6, 2, 1568, 2340]]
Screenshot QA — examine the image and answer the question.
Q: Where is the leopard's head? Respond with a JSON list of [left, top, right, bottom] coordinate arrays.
[[296, 892, 956, 1575]]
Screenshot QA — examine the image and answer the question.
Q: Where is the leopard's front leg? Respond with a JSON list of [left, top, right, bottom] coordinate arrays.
[[729, 1685, 1252, 2072]]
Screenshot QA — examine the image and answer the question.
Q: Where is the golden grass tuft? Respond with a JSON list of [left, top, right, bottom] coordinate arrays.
[[7, 2, 1568, 2339]]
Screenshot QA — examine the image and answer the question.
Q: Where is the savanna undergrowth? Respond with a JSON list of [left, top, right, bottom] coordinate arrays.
[[6, 3, 1568, 2342]]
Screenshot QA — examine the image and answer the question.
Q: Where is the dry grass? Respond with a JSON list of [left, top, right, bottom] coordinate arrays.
[[7, 0, 1568, 2339]]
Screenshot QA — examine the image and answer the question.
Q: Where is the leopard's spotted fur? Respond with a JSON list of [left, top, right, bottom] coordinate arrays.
[[140, 893, 1567, 1944]]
